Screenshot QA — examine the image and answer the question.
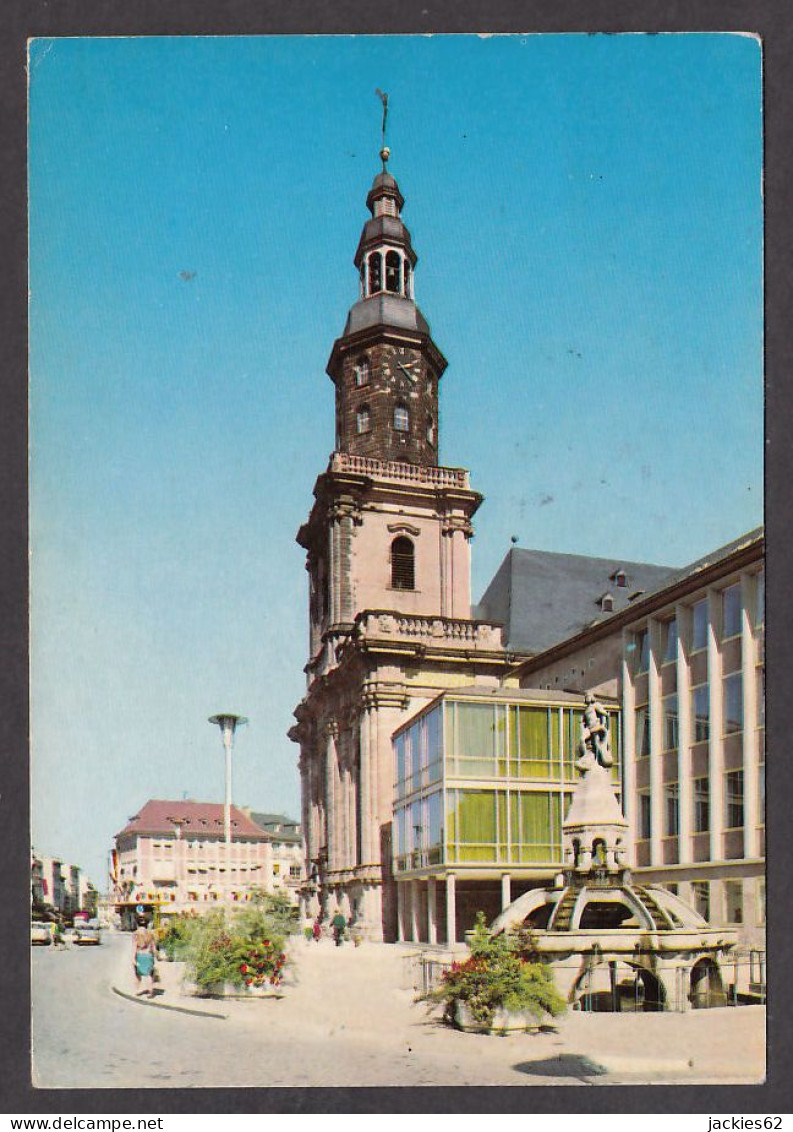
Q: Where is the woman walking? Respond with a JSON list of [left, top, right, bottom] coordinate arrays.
[[132, 914, 157, 997]]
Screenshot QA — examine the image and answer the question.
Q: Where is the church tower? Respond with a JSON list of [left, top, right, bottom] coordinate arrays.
[[290, 138, 512, 941]]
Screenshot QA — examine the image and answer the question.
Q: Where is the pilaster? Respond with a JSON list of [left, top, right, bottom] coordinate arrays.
[[707, 588, 725, 862], [740, 572, 759, 858], [676, 603, 693, 864]]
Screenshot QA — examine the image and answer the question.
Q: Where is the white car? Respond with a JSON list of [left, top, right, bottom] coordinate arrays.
[[31, 921, 55, 946], [71, 923, 101, 946]]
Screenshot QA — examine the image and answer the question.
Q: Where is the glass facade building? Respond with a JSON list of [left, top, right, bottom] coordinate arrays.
[[392, 689, 620, 942]]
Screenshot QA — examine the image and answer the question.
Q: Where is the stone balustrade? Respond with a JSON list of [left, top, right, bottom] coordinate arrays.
[[357, 611, 504, 650], [329, 451, 469, 490]]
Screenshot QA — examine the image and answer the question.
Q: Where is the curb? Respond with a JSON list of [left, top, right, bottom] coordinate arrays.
[[111, 984, 227, 1020]]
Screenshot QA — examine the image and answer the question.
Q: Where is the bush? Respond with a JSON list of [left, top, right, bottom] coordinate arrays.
[[433, 912, 565, 1030], [184, 894, 297, 992]]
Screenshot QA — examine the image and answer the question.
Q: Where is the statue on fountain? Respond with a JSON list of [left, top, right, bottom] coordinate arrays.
[[577, 691, 614, 769]]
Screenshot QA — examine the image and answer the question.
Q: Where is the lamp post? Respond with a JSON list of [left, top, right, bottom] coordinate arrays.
[[208, 713, 248, 904]]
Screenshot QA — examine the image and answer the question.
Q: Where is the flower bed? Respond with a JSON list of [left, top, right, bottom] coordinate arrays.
[[160, 893, 298, 999], [432, 912, 565, 1034]]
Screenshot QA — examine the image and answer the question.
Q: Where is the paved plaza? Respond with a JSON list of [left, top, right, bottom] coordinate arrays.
[[32, 932, 765, 1089]]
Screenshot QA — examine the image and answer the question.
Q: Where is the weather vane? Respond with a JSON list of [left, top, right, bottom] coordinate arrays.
[[375, 88, 389, 168]]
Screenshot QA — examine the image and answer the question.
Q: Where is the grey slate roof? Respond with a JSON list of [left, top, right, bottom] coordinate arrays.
[[249, 811, 302, 844], [474, 547, 678, 655], [342, 293, 430, 337]]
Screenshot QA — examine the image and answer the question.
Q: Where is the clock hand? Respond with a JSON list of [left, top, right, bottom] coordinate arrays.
[[397, 362, 417, 381]]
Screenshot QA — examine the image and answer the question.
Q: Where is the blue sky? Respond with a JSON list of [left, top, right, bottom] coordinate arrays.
[[29, 34, 763, 887]]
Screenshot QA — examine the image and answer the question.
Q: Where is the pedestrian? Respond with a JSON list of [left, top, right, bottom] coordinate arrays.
[[331, 910, 347, 947], [312, 917, 322, 943], [132, 914, 158, 997], [52, 921, 65, 950]]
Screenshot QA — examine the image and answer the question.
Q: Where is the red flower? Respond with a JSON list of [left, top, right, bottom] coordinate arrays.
[[240, 964, 249, 973]]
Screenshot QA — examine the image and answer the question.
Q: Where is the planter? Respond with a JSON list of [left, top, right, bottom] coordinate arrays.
[[191, 980, 284, 1000], [453, 1001, 538, 1034]]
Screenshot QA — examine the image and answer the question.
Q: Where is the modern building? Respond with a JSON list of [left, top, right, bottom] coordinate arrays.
[[111, 799, 276, 924], [289, 152, 521, 941], [392, 686, 620, 943], [511, 528, 765, 951]]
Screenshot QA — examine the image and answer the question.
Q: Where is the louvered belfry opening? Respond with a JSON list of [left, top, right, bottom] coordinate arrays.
[[391, 536, 415, 590]]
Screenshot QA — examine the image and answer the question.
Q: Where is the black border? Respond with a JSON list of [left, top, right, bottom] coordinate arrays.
[[4, 0, 791, 1115]]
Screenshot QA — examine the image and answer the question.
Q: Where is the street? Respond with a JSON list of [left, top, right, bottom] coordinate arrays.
[[32, 932, 765, 1089]]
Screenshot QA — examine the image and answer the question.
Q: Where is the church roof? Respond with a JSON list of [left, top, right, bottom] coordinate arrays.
[[475, 547, 677, 655]]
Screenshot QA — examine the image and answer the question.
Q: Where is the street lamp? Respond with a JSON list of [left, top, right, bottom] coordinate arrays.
[[208, 713, 248, 904]]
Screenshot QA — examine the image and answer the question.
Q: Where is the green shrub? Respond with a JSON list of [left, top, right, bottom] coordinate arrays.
[[433, 912, 565, 1030], [184, 895, 296, 992]]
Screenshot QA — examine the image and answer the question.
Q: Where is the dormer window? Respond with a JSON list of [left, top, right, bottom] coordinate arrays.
[[368, 251, 382, 294], [357, 406, 371, 434], [393, 403, 409, 432], [385, 250, 401, 293], [354, 359, 369, 387], [612, 569, 627, 588], [599, 593, 614, 612]]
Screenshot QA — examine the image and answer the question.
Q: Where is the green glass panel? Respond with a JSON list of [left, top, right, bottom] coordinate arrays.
[[459, 845, 494, 862], [456, 757, 496, 779], [519, 706, 548, 758], [550, 708, 561, 758], [509, 792, 520, 848], [494, 705, 508, 758], [446, 791, 457, 843], [458, 790, 497, 843], [456, 702, 496, 760], [520, 792, 552, 844], [508, 705, 519, 758]]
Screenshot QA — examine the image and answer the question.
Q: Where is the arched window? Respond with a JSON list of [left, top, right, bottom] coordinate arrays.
[[393, 403, 409, 432], [391, 537, 415, 590], [426, 416, 435, 446], [368, 252, 382, 294], [403, 260, 411, 297], [356, 406, 371, 434], [354, 358, 369, 387], [385, 250, 401, 293]]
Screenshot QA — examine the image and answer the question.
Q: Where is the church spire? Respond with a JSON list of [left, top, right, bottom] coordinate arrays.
[[325, 117, 448, 467]]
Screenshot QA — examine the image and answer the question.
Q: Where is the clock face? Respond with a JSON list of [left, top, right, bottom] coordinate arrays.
[[383, 347, 420, 386]]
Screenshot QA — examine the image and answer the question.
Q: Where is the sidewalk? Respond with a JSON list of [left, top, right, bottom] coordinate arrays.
[[110, 935, 765, 1085]]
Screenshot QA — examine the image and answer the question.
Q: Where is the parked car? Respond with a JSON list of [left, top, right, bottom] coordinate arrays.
[[31, 921, 54, 946], [71, 923, 101, 946]]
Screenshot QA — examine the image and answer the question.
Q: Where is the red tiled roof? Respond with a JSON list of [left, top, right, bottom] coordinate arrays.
[[115, 799, 272, 841]]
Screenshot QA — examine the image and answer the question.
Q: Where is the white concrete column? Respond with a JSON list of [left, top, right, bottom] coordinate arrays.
[[427, 878, 438, 945], [741, 572, 760, 858], [648, 618, 664, 865], [676, 604, 693, 864], [445, 872, 457, 945], [396, 881, 405, 942], [410, 879, 420, 943], [707, 589, 725, 862], [501, 873, 512, 911], [621, 634, 636, 836]]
